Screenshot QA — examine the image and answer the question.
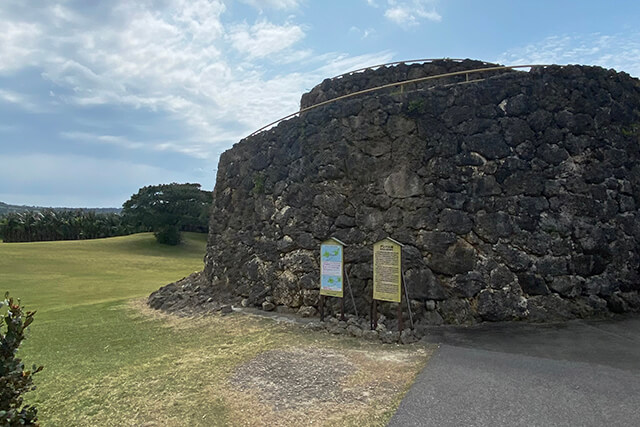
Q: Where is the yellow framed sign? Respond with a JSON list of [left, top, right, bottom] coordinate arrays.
[[373, 237, 403, 303], [320, 238, 345, 298]]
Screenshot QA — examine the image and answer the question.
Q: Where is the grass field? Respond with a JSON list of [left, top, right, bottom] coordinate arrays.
[[0, 233, 428, 426]]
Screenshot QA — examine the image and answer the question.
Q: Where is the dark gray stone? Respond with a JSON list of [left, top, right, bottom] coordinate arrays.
[[536, 257, 568, 277], [495, 243, 532, 272], [470, 176, 502, 196], [474, 211, 512, 244], [489, 265, 517, 289], [405, 267, 447, 300], [606, 293, 629, 314], [621, 292, 640, 310], [438, 299, 476, 324], [465, 133, 511, 159], [335, 214, 356, 228], [297, 305, 317, 318], [518, 273, 550, 296], [453, 272, 485, 298], [427, 240, 476, 276], [527, 294, 575, 322], [262, 301, 276, 311], [400, 329, 418, 344], [503, 94, 531, 116], [347, 324, 364, 338], [438, 208, 473, 234], [477, 289, 527, 321], [549, 276, 583, 298], [380, 331, 401, 344], [383, 170, 423, 198], [422, 310, 444, 325]]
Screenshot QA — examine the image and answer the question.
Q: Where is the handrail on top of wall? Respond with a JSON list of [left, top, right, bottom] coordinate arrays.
[[330, 58, 470, 80], [246, 63, 549, 139]]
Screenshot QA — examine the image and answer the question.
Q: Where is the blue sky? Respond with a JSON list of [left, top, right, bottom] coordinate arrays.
[[1, 0, 639, 207]]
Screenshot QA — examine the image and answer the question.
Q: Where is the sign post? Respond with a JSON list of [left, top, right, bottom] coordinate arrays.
[[372, 237, 404, 333], [320, 237, 346, 321]]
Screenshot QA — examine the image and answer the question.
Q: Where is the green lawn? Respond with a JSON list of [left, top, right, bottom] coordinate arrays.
[[0, 233, 428, 426], [0, 232, 207, 311], [0, 233, 213, 425]]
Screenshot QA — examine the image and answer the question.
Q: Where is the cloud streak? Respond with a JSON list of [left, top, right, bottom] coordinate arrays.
[[229, 20, 306, 59], [239, 0, 302, 11], [376, 0, 442, 27], [0, 89, 47, 112], [496, 33, 640, 77]]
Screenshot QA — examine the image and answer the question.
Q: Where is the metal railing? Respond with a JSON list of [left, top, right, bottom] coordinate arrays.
[[328, 58, 497, 81], [247, 62, 547, 139]]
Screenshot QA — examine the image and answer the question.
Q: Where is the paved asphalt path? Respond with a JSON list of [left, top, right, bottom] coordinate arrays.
[[389, 316, 640, 426]]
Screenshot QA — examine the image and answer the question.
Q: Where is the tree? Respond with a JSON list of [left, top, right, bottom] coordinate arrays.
[[122, 183, 212, 245], [0, 211, 133, 243], [0, 217, 7, 241], [0, 293, 42, 425]]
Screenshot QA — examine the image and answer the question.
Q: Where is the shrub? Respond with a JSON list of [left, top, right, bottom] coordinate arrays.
[[252, 173, 265, 195], [154, 225, 182, 246], [0, 293, 42, 426], [407, 99, 426, 114]]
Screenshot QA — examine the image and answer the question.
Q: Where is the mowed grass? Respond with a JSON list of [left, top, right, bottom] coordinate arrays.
[[0, 232, 207, 311], [0, 233, 210, 424], [0, 233, 429, 426]]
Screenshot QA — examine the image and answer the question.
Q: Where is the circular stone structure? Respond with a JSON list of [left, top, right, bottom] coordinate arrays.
[[151, 59, 640, 326]]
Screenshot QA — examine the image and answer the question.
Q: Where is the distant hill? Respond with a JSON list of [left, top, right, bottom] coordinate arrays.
[[0, 201, 121, 216]]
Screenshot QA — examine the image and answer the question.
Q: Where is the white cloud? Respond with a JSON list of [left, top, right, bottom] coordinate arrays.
[[228, 20, 305, 58], [314, 51, 395, 77], [496, 33, 640, 77], [384, 0, 441, 27], [0, 0, 393, 165], [0, 20, 42, 73], [0, 1, 399, 207]]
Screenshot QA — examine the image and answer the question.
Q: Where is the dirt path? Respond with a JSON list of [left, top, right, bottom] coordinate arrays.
[[227, 345, 431, 426], [135, 299, 433, 426]]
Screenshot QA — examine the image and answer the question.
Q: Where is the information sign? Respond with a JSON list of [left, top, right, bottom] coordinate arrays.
[[373, 237, 402, 303], [320, 238, 344, 298]]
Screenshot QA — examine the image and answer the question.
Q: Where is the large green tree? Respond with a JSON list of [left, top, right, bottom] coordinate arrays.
[[122, 183, 212, 245]]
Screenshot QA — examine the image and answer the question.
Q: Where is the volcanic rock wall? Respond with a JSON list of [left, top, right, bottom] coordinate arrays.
[[299, 59, 502, 109], [172, 60, 640, 325]]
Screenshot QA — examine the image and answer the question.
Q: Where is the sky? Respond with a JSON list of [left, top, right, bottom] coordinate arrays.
[[1, 0, 639, 208]]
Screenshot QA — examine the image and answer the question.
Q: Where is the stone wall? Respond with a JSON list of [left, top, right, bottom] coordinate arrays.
[[300, 58, 507, 109], [156, 60, 640, 326]]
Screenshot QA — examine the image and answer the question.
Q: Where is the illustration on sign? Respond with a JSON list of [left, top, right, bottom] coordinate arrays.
[[320, 239, 344, 298], [373, 237, 402, 303]]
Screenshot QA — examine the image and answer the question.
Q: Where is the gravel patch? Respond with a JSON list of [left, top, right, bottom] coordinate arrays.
[[231, 347, 358, 411]]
